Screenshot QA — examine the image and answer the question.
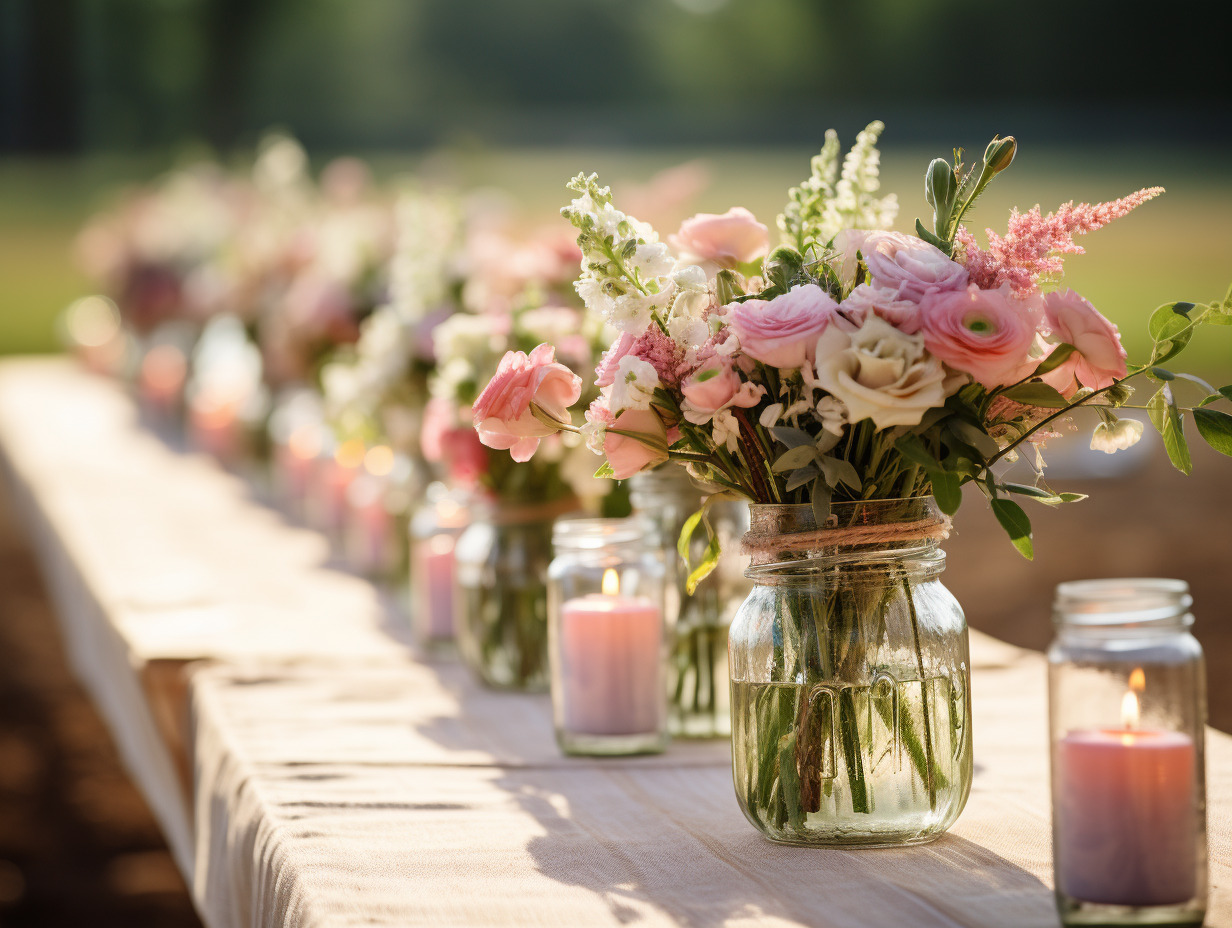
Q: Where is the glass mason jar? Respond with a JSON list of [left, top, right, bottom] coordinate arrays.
[[454, 498, 576, 691], [344, 448, 419, 583], [728, 497, 972, 847], [629, 466, 750, 739], [408, 482, 472, 653], [1048, 579, 1207, 927], [548, 517, 669, 756]]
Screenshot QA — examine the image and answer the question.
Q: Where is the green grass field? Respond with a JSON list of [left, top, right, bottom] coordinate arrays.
[[3, 145, 1230, 376]]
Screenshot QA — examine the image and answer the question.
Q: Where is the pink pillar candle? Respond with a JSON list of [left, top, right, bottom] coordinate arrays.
[[346, 475, 394, 575], [415, 535, 457, 640], [559, 594, 662, 736], [1056, 729, 1197, 906]]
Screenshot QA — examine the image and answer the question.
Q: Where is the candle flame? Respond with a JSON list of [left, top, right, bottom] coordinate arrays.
[[1121, 689, 1141, 730], [1129, 667, 1146, 692], [602, 568, 620, 596]]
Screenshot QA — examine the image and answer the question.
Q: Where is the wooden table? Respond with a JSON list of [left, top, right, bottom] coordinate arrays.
[[1, 358, 1227, 927]]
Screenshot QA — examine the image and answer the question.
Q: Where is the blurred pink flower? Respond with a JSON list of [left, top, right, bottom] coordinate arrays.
[[919, 285, 1042, 388], [472, 344, 582, 462], [838, 283, 923, 334], [671, 207, 770, 268]]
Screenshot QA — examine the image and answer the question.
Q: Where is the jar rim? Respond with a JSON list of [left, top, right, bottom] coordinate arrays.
[[553, 515, 647, 548], [1053, 578, 1193, 628]]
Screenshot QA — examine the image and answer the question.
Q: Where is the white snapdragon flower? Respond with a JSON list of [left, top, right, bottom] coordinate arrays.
[[575, 278, 616, 317], [816, 395, 849, 436], [632, 242, 676, 279], [711, 409, 741, 453], [433, 313, 503, 366], [672, 264, 709, 291], [1090, 418, 1144, 454], [610, 355, 660, 413]]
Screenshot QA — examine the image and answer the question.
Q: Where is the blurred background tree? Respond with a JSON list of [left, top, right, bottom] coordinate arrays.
[[3, 0, 1229, 154]]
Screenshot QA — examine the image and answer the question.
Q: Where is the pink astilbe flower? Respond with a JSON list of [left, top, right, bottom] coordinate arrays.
[[630, 325, 685, 387], [956, 187, 1164, 294]]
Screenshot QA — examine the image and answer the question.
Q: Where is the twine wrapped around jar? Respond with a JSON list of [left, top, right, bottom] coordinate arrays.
[[740, 497, 951, 566]]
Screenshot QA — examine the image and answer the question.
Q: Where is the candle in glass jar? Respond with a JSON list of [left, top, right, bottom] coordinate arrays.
[[1055, 678, 1198, 906], [560, 569, 662, 736]]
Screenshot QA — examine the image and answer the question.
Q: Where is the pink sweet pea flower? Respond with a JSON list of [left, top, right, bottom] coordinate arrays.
[[1043, 289, 1128, 390], [604, 407, 670, 480], [728, 284, 840, 369], [680, 356, 764, 422], [472, 344, 582, 462], [670, 207, 770, 268], [918, 285, 1042, 388], [864, 231, 969, 301]]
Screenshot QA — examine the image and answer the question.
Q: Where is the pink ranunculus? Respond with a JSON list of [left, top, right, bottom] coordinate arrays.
[[838, 283, 923, 334], [918, 285, 1043, 388], [727, 283, 840, 369], [604, 407, 670, 480], [1043, 289, 1128, 390], [472, 344, 582, 462], [863, 231, 969, 301], [670, 207, 770, 268]]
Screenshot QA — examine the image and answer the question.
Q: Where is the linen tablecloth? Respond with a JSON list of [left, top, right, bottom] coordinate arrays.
[[1, 358, 1228, 927]]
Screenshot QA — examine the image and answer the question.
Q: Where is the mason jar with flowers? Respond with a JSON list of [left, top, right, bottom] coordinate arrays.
[[471, 122, 1232, 845]]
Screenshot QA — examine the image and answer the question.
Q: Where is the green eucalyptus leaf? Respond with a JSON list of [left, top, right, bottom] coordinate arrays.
[[1150, 367, 1176, 381], [769, 426, 815, 449], [772, 445, 817, 472], [677, 507, 706, 566], [929, 470, 963, 516], [1193, 408, 1232, 457], [785, 464, 820, 492], [991, 498, 1034, 560], [817, 455, 862, 492], [1147, 386, 1192, 475], [1000, 382, 1070, 408], [1057, 492, 1089, 503], [894, 433, 942, 470], [1033, 343, 1077, 376], [947, 419, 1000, 460], [685, 531, 722, 595], [1000, 482, 1055, 500], [1197, 386, 1232, 408]]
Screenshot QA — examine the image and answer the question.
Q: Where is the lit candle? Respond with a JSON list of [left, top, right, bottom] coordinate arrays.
[[312, 439, 364, 536], [419, 533, 458, 639], [345, 446, 396, 575], [189, 393, 243, 463], [559, 569, 663, 736], [1055, 668, 1198, 906], [275, 424, 322, 514]]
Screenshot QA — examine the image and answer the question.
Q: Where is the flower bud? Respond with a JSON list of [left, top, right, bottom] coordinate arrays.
[[924, 158, 956, 213], [984, 136, 1016, 175]]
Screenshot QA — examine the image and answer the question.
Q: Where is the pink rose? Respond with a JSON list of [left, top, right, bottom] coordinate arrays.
[[918, 285, 1043, 388], [863, 231, 969, 301], [670, 207, 770, 268], [472, 344, 582, 462], [604, 407, 670, 480], [1043, 289, 1128, 390], [728, 284, 840, 369], [838, 283, 923, 334], [679, 356, 763, 419]]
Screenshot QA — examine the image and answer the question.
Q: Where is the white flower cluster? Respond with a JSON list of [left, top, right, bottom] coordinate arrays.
[[562, 173, 680, 333], [389, 191, 459, 325], [777, 121, 899, 252]]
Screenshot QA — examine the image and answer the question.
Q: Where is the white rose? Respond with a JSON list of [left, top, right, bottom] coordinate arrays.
[[812, 315, 952, 429], [610, 355, 660, 414]]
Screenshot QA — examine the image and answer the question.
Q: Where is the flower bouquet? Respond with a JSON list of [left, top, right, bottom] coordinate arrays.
[[473, 121, 1232, 844], [441, 215, 625, 690]]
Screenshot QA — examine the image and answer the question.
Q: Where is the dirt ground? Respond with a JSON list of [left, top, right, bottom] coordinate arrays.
[[0, 433, 1226, 920], [0, 488, 201, 926]]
